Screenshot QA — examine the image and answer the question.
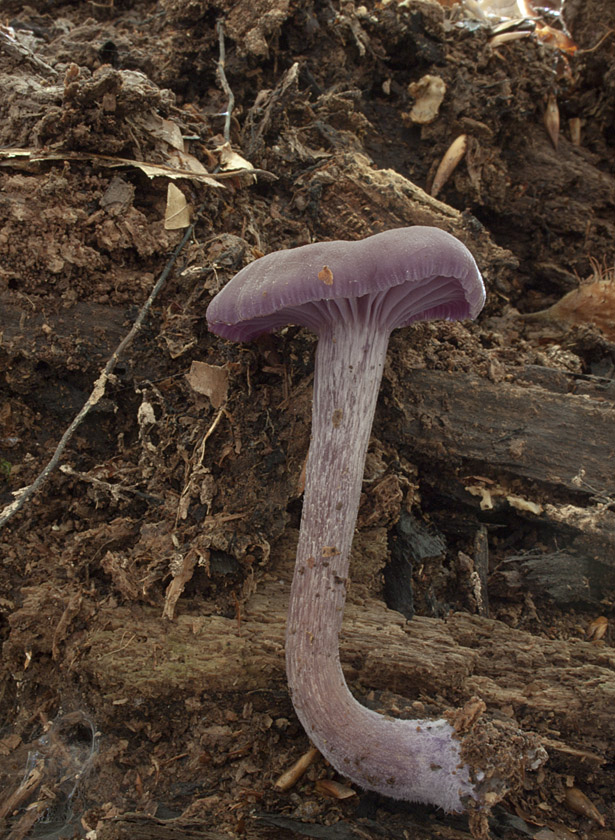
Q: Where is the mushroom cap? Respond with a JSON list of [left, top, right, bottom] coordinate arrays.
[[206, 226, 485, 341]]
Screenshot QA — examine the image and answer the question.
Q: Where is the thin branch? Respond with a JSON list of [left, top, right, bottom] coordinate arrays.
[[577, 28, 614, 55], [216, 20, 234, 142], [0, 207, 205, 531]]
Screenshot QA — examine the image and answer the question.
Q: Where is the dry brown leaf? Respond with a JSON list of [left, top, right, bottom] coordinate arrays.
[[0, 148, 224, 188], [315, 778, 356, 799], [216, 141, 256, 184], [164, 182, 191, 230], [166, 148, 213, 176], [430, 134, 467, 198], [186, 361, 229, 409], [100, 175, 135, 215], [132, 112, 186, 151], [131, 158, 221, 186], [564, 787, 605, 826], [586, 615, 608, 642], [522, 277, 615, 340]]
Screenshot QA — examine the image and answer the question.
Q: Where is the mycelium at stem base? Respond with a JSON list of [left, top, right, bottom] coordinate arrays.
[[286, 314, 476, 812]]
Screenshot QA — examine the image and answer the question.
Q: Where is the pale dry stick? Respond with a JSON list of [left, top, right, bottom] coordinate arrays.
[[216, 20, 234, 143], [0, 762, 44, 819], [0, 149, 276, 182], [274, 746, 319, 791], [195, 405, 227, 463], [0, 208, 206, 531]]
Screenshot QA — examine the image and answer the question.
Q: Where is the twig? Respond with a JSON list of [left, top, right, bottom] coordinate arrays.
[[100, 632, 137, 659], [216, 20, 234, 142], [0, 207, 205, 531], [0, 149, 278, 182], [577, 28, 614, 55]]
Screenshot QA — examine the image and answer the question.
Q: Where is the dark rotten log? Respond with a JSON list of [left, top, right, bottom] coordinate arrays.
[[387, 366, 615, 496], [382, 365, 615, 601]]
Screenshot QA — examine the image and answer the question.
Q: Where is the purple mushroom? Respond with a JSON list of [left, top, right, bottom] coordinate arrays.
[[206, 226, 486, 811]]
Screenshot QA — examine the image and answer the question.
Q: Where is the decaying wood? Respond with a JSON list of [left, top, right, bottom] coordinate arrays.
[[0, 291, 127, 363], [96, 814, 229, 840], [304, 151, 516, 286], [388, 366, 615, 498], [80, 540, 615, 748], [382, 364, 615, 600]]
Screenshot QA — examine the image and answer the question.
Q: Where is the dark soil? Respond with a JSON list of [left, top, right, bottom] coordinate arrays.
[[1, 0, 614, 839]]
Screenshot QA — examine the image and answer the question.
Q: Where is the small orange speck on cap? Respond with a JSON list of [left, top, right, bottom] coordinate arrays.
[[318, 265, 334, 285]]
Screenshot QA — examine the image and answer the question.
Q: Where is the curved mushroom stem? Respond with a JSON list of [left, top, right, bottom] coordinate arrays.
[[286, 315, 476, 811]]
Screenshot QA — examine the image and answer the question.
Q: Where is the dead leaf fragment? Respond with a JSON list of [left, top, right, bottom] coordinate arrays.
[[134, 112, 186, 151], [564, 787, 605, 826], [164, 182, 191, 230], [100, 175, 135, 216], [166, 148, 215, 177], [569, 117, 581, 146], [430, 134, 467, 198], [216, 141, 256, 184], [522, 277, 615, 341], [274, 746, 319, 790], [0, 147, 224, 188], [315, 778, 356, 799], [488, 31, 531, 49], [218, 142, 253, 172], [544, 93, 560, 150], [406, 74, 446, 125], [586, 615, 608, 642], [186, 361, 229, 409]]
